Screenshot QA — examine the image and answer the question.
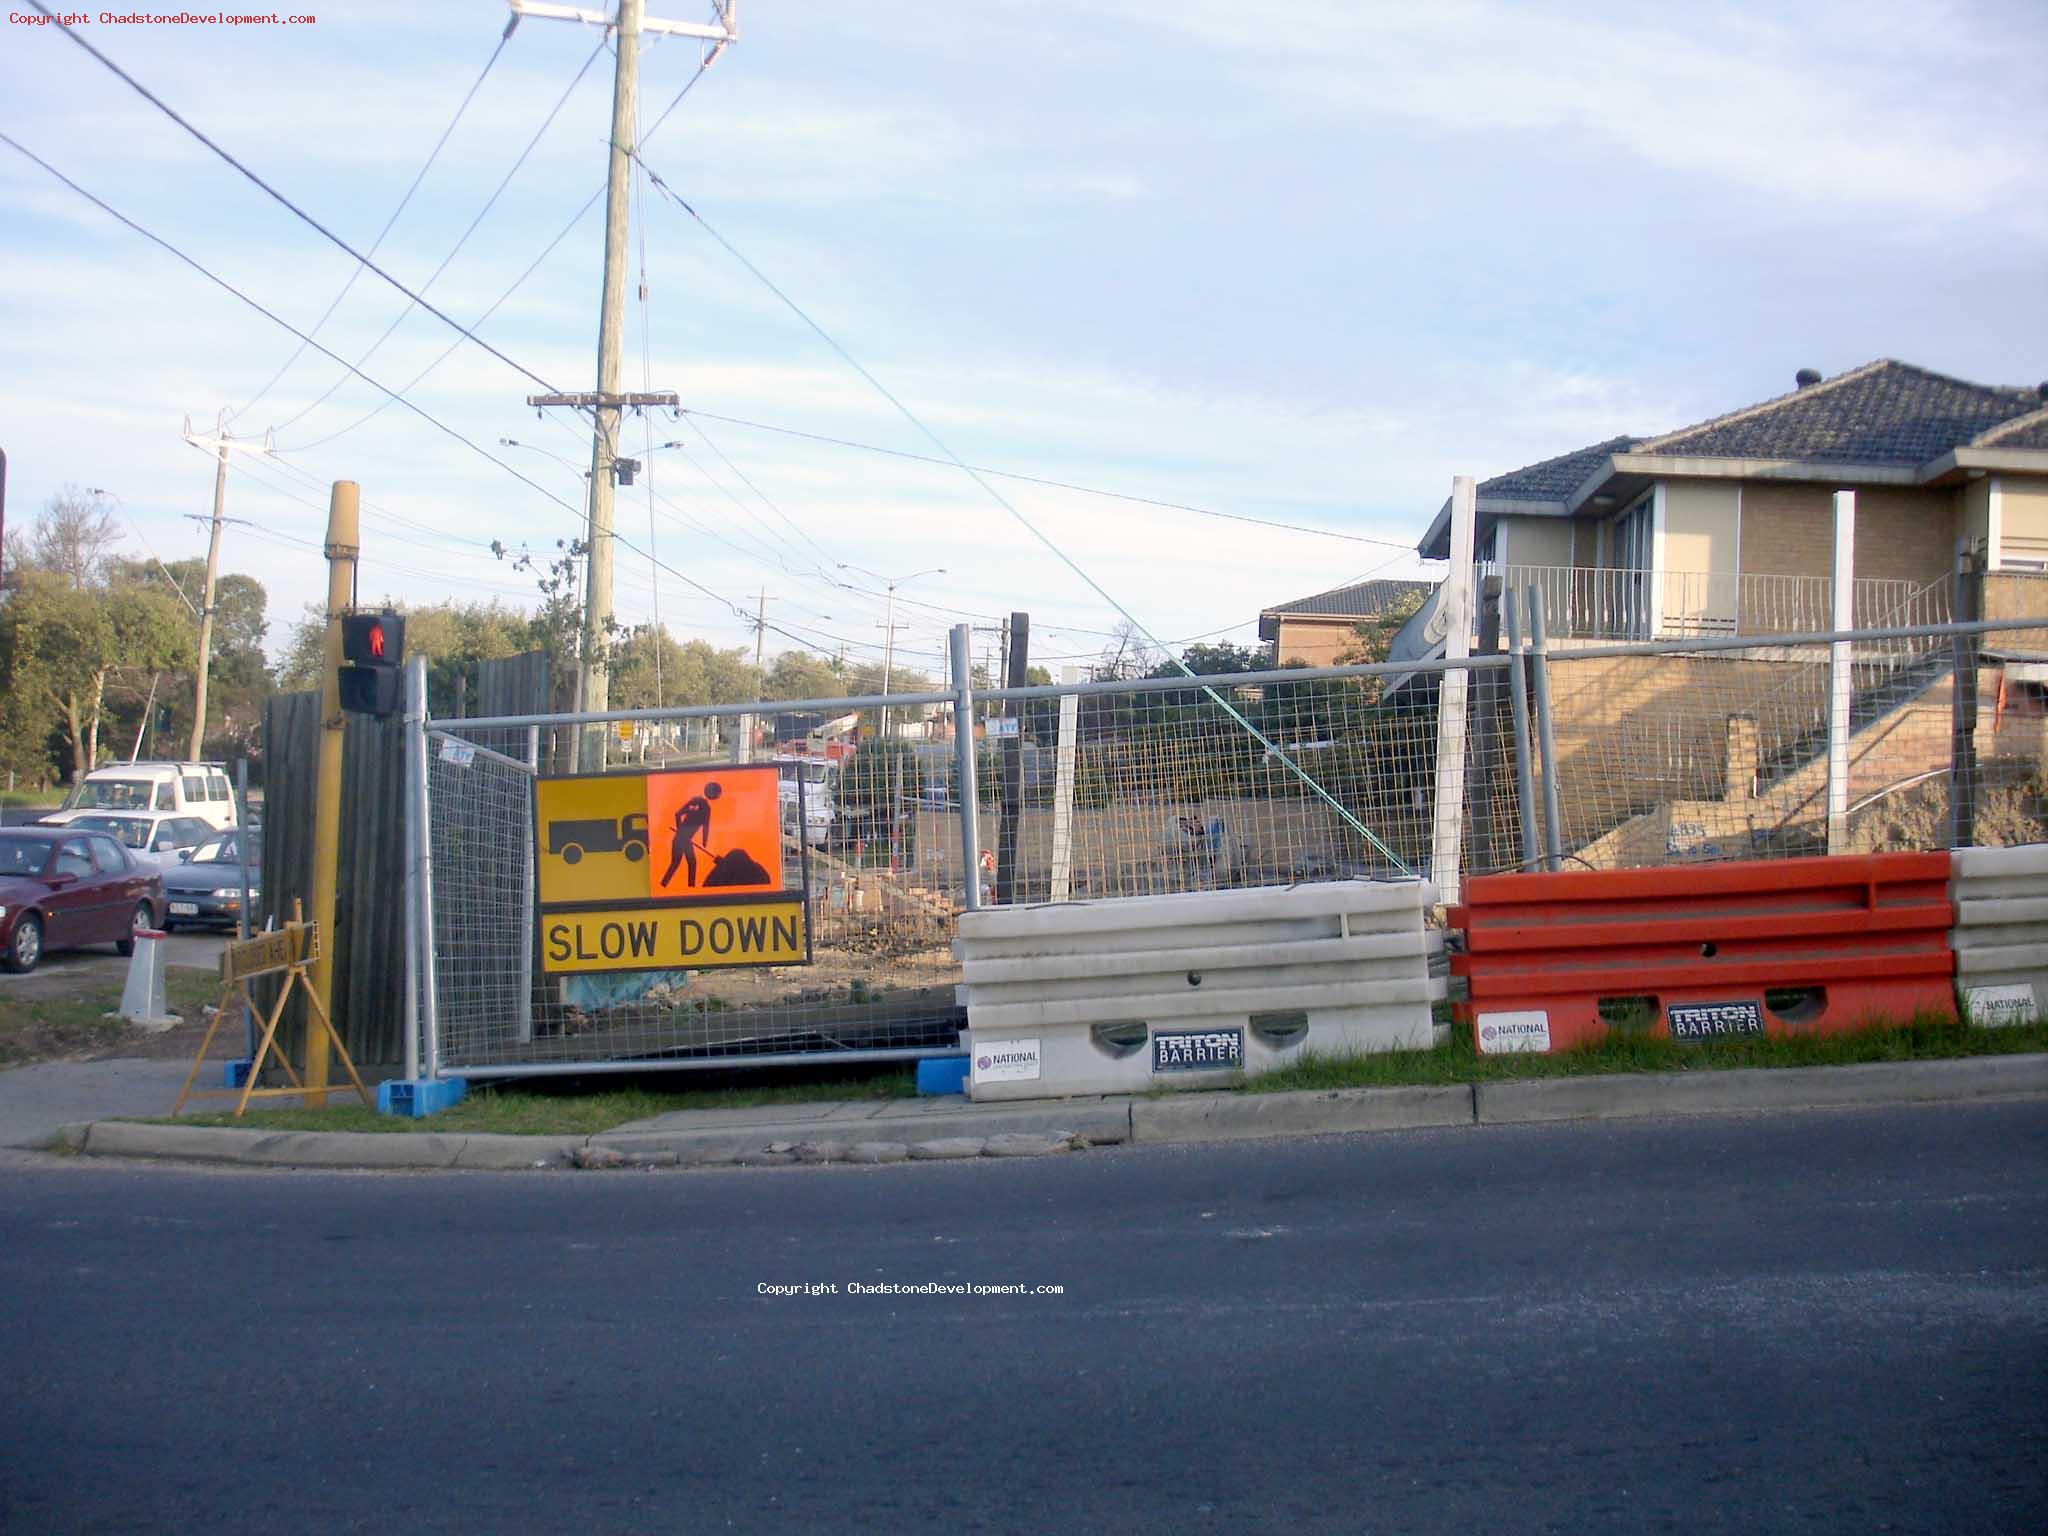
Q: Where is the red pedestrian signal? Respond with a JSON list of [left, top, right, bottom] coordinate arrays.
[[339, 611, 406, 716]]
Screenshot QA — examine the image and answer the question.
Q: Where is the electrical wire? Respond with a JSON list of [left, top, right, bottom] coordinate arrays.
[[277, 49, 720, 456], [637, 160, 1411, 871], [25, 2, 574, 405], [268, 34, 609, 438], [672, 408, 1417, 551], [228, 29, 512, 425]]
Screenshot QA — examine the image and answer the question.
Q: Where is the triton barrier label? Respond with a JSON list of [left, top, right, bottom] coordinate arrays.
[[1151, 1029, 1244, 1072], [1668, 1000, 1765, 1039], [1475, 1010, 1551, 1055]]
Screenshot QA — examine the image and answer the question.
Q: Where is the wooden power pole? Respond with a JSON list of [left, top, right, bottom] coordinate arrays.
[[189, 412, 230, 760], [514, 0, 736, 743]]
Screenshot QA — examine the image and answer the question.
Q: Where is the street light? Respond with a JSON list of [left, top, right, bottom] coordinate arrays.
[[838, 564, 946, 740], [498, 437, 591, 482]]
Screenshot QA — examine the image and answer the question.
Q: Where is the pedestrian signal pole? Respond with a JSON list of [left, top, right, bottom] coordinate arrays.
[[308, 480, 359, 1107]]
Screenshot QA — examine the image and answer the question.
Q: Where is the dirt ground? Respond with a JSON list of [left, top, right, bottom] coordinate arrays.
[[0, 932, 236, 1067]]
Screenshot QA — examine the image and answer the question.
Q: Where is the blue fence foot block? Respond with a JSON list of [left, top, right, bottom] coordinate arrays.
[[916, 1057, 970, 1097], [222, 1060, 254, 1089], [377, 1079, 469, 1119]]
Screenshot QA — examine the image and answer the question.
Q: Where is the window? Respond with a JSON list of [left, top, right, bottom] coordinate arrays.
[[89, 838, 128, 874], [183, 777, 206, 801], [54, 841, 93, 879], [208, 774, 231, 802], [156, 783, 175, 811]]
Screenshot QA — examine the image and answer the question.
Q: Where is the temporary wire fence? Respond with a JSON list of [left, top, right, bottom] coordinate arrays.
[[412, 616, 2048, 1077]]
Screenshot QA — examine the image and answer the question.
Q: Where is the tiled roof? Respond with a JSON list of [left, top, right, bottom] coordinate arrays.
[[1973, 406, 2048, 451], [1635, 360, 2044, 466], [1263, 578, 1434, 620], [1480, 436, 1639, 503]]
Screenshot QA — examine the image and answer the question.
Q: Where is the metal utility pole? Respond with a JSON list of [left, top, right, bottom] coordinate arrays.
[[189, 413, 230, 760], [512, 0, 736, 739]]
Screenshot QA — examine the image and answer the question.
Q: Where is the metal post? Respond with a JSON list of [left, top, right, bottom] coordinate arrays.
[[1528, 587, 1565, 872], [234, 757, 255, 1063], [1048, 684, 1079, 903], [402, 656, 424, 1082], [1470, 574, 1503, 873], [412, 660, 442, 1080], [519, 723, 540, 1043], [995, 610, 1028, 904], [1826, 489, 1856, 853], [949, 625, 984, 912], [1504, 588, 1539, 873], [1951, 538, 1979, 849], [1429, 475, 1477, 903]]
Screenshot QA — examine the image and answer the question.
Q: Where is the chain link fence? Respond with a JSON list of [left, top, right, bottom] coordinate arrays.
[[409, 614, 2048, 1078]]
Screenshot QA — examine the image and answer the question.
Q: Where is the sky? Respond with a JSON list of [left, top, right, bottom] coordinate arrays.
[[2, 0, 2044, 680]]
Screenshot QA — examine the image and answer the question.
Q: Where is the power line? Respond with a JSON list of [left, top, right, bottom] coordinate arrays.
[[267, 34, 609, 438], [25, 2, 575, 405], [228, 30, 512, 425], [276, 51, 719, 456], [637, 159, 1411, 871], [672, 407, 1418, 551]]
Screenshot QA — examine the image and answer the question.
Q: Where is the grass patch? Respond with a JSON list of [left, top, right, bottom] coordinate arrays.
[[0, 789, 64, 810], [1245, 1012, 2048, 1094], [152, 1064, 921, 1135], [0, 965, 217, 1067]]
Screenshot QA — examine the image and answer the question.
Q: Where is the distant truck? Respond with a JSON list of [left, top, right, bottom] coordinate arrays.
[[548, 812, 648, 865]]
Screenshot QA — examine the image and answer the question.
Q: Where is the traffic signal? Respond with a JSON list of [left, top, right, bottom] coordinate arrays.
[[339, 611, 405, 716]]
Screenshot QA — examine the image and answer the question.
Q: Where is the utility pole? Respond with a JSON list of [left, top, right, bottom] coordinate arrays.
[[752, 588, 775, 697], [512, 0, 736, 743], [180, 413, 279, 759], [189, 412, 229, 760]]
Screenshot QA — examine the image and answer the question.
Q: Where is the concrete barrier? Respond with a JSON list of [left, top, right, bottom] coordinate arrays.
[[956, 880, 1443, 1101], [1952, 843, 2048, 1027]]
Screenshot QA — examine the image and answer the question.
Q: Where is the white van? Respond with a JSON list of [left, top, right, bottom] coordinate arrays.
[[41, 761, 239, 832], [773, 755, 837, 847]]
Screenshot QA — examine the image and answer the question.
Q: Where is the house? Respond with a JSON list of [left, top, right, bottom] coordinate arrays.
[[1259, 578, 1434, 667], [1400, 359, 2048, 656], [1388, 359, 2048, 864]]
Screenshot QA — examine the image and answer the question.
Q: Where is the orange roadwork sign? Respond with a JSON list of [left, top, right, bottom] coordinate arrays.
[[646, 767, 781, 897]]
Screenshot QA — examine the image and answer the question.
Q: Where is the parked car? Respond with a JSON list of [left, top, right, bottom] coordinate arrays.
[[160, 829, 261, 931], [39, 761, 239, 831], [0, 827, 162, 974], [63, 812, 215, 873]]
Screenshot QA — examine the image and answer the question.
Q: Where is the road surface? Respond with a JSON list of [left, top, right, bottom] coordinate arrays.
[[1, 1100, 2042, 1533]]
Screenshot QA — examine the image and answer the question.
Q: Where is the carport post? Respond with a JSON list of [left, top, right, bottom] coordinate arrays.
[[1826, 490, 1856, 853], [950, 625, 984, 912], [1504, 588, 1539, 873], [1528, 587, 1565, 872]]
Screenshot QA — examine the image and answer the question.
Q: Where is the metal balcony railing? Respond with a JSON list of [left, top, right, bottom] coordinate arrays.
[[1484, 565, 1950, 642]]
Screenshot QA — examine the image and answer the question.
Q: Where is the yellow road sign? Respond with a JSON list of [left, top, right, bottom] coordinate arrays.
[[539, 898, 808, 975], [534, 773, 654, 905], [220, 923, 318, 983]]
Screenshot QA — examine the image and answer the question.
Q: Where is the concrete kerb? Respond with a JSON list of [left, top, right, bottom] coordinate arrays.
[[53, 1054, 2048, 1169]]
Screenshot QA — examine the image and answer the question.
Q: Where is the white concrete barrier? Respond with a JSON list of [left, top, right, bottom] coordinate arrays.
[[1951, 843, 2048, 1028], [957, 881, 1445, 1101], [117, 930, 180, 1033]]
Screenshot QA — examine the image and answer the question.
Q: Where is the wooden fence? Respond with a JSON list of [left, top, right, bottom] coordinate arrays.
[[258, 651, 558, 1072]]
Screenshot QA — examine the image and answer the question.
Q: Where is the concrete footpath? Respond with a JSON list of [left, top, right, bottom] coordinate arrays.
[[14, 1051, 2047, 1171]]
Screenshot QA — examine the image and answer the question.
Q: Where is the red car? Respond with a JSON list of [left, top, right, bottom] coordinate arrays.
[[0, 827, 163, 974]]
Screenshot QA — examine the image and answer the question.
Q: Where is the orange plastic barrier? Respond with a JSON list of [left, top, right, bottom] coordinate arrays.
[[1450, 852, 1956, 1054]]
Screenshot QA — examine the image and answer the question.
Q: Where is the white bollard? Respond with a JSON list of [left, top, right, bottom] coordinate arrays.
[[115, 929, 181, 1033]]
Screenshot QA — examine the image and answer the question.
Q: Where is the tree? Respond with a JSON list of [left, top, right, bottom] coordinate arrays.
[[117, 557, 272, 758], [0, 566, 192, 780], [30, 487, 122, 591], [761, 650, 845, 705]]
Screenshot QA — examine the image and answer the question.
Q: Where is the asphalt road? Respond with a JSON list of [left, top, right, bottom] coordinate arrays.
[[3, 1102, 2043, 1534]]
